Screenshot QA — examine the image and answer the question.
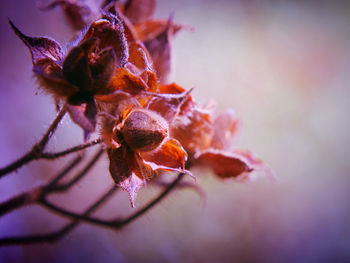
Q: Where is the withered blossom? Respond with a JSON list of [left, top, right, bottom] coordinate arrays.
[[7, 0, 274, 209], [150, 83, 275, 181], [9, 14, 128, 137], [104, 108, 190, 207]]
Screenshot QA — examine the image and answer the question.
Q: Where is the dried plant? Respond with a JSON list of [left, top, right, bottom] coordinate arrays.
[[0, 0, 274, 246]]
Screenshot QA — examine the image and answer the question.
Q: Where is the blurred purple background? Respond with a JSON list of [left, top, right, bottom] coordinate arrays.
[[1, 0, 350, 262]]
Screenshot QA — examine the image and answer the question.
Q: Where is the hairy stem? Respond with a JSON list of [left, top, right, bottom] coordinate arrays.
[[0, 106, 67, 178], [0, 185, 118, 246], [0, 155, 83, 218], [35, 173, 185, 229], [40, 138, 102, 160]]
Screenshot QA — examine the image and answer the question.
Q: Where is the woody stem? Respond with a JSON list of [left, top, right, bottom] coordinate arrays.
[[0, 105, 67, 178]]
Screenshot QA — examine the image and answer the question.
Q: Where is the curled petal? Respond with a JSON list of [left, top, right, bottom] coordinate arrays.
[[34, 59, 79, 98], [194, 149, 253, 178], [108, 68, 148, 94], [90, 47, 117, 93], [135, 20, 183, 42], [158, 83, 196, 117], [233, 149, 277, 182], [83, 17, 129, 67], [140, 138, 191, 176], [9, 19, 63, 63], [108, 147, 149, 207], [128, 41, 152, 73], [211, 108, 241, 150], [63, 38, 96, 93], [108, 147, 135, 183], [141, 70, 158, 93], [147, 87, 193, 123], [171, 107, 213, 156], [158, 82, 185, 94], [67, 104, 95, 139]]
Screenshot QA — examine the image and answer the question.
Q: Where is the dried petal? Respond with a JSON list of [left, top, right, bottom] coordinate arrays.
[[33, 59, 78, 98], [147, 87, 193, 123], [141, 70, 158, 93], [63, 38, 96, 95], [128, 41, 152, 73], [171, 107, 213, 157], [108, 147, 146, 207], [135, 19, 182, 42], [90, 47, 117, 93], [233, 149, 277, 182], [140, 138, 188, 173], [122, 0, 156, 24], [9, 19, 63, 64], [143, 17, 174, 83], [120, 109, 169, 152], [108, 147, 135, 184], [108, 68, 148, 94], [211, 109, 241, 150], [83, 17, 129, 67], [194, 149, 253, 178], [67, 104, 95, 139]]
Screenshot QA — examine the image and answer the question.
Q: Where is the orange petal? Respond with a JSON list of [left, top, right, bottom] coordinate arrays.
[[194, 149, 253, 178], [140, 138, 190, 174], [108, 147, 151, 207], [9, 19, 63, 64], [141, 70, 158, 93], [158, 83, 185, 94], [135, 20, 183, 42], [171, 107, 213, 156], [211, 109, 241, 150], [108, 147, 135, 184], [233, 149, 277, 182], [108, 68, 148, 94], [128, 41, 152, 73]]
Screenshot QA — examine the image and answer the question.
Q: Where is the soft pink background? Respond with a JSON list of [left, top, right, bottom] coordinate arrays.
[[1, 0, 350, 262]]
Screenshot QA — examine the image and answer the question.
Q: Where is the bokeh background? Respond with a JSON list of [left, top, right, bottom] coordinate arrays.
[[1, 0, 350, 262]]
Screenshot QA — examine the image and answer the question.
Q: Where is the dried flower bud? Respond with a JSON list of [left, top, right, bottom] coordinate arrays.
[[118, 109, 169, 152]]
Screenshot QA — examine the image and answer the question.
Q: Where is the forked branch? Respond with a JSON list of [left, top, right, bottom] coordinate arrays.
[[0, 106, 67, 178], [0, 172, 184, 245]]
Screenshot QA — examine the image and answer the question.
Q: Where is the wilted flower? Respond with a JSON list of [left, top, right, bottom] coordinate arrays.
[[9, 14, 128, 137], [104, 108, 190, 207]]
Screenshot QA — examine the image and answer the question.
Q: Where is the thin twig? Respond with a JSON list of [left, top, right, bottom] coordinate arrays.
[[0, 185, 118, 246], [41, 138, 102, 160], [48, 148, 104, 193], [35, 173, 185, 229], [0, 155, 82, 217], [0, 106, 67, 178]]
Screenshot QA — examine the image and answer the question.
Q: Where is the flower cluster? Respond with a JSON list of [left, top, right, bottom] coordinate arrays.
[[10, 0, 273, 207]]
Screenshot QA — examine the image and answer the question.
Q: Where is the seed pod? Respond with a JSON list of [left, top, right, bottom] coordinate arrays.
[[121, 109, 169, 152]]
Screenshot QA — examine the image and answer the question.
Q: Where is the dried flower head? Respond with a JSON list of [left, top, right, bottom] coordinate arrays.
[[9, 14, 128, 136], [105, 107, 190, 207]]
